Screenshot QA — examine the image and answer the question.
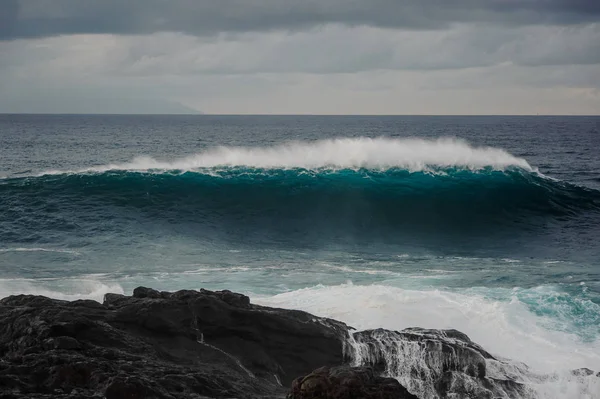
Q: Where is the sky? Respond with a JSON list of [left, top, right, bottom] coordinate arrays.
[[0, 0, 599, 114]]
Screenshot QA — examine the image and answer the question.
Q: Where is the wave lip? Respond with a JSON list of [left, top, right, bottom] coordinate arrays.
[[34, 137, 533, 175]]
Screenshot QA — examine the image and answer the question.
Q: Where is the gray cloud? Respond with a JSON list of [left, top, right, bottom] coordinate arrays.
[[1, 1, 599, 114], [6, 24, 592, 78], [2, 64, 598, 115], [2, 0, 600, 40]]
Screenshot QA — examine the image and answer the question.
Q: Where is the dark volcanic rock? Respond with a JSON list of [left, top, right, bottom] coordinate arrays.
[[2, 287, 591, 399], [288, 365, 419, 399], [0, 287, 348, 398]]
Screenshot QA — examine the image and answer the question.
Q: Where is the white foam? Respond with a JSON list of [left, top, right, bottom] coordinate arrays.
[[37, 137, 533, 175], [1, 276, 597, 397], [182, 266, 252, 274], [0, 278, 124, 303], [0, 247, 81, 255], [255, 283, 600, 398]]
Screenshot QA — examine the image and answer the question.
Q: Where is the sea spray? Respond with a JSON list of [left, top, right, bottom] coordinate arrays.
[[29, 137, 534, 175], [343, 328, 532, 398], [342, 327, 599, 399], [257, 283, 600, 398]]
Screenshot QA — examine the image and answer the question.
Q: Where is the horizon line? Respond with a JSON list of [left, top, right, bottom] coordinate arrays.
[[1, 113, 598, 117]]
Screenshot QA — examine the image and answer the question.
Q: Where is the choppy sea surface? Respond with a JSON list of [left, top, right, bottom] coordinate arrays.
[[1, 115, 599, 398]]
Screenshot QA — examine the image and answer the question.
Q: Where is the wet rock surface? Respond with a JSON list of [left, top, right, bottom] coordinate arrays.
[[1, 287, 596, 398], [0, 287, 347, 398], [288, 365, 419, 399], [348, 328, 537, 398]]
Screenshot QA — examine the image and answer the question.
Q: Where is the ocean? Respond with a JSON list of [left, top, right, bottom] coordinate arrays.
[[1, 114, 599, 397]]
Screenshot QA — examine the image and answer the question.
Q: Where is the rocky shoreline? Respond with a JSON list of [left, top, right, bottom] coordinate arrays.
[[0, 287, 597, 398]]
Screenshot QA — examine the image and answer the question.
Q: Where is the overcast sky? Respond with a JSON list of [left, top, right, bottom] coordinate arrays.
[[1, 0, 599, 114]]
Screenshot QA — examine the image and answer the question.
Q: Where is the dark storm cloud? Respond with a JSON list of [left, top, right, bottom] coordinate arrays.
[[2, 0, 599, 40], [0, 0, 18, 38]]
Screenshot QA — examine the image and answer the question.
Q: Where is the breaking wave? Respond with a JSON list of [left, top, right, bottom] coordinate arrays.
[[1, 138, 599, 250], [34, 137, 534, 174]]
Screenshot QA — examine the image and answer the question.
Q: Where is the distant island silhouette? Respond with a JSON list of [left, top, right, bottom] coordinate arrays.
[[0, 95, 201, 114]]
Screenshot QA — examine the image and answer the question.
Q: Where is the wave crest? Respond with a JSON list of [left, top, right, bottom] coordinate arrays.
[[38, 137, 533, 175], [2, 139, 598, 251]]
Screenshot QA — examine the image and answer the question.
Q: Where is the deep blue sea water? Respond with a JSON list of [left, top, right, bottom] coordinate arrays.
[[1, 115, 599, 397]]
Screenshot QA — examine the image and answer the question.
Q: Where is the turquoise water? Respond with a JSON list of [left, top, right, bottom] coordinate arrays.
[[1, 115, 599, 397]]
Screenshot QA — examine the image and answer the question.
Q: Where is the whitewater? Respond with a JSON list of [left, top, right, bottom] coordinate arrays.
[[1, 115, 599, 398], [2, 275, 598, 398], [35, 137, 534, 174]]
